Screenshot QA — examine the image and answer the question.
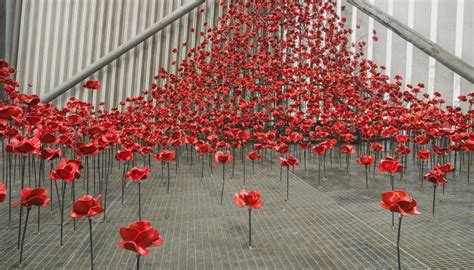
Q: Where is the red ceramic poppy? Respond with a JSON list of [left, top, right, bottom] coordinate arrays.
[[15, 93, 40, 107], [465, 140, 474, 151], [126, 167, 150, 181], [357, 155, 375, 166], [280, 156, 299, 167], [395, 144, 411, 155], [246, 151, 261, 161], [71, 194, 104, 218], [312, 143, 327, 155], [39, 148, 62, 161], [378, 156, 403, 174], [76, 142, 99, 156], [83, 80, 101, 90], [234, 190, 264, 209], [33, 128, 57, 144], [154, 150, 176, 162], [117, 220, 164, 256], [195, 142, 211, 153], [12, 187, 50, 208], [416, 149, 431, 160], [380, 190, 419, 216], [424, 169, 447, 186], [369, 142, 384, 152], [10, 137, 41, 155], [413, 135, 429, 145], [0, 183, 6, 202], [395, 135, 409, 143], [0, 104, 23, 120], [340, 144, 356, 154], [214, 151, 233, 164], [435, 163, 455, 174], [50, 158, 81, 181], [115, 150, 134, 161]]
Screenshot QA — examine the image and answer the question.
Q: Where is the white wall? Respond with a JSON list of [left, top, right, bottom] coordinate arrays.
[[341, 0, 473, 109]]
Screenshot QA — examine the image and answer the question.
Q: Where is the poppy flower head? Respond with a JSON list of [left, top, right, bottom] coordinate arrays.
[[413, 135, 429, 145], [369, 142, 384, 152], [15, 93, 40, 107], [395, 144, 411, 155], [395, 135, 409, 143], [126, 167, 150, 181], [378, 156, 403, 174], [280, 155, 299, 167], [154, 150, 176, 162], [464, 140, 474, 151], [117, 220, 164, 256], [0, 104, 23, 120], [234, 190, 264, 209], [214, 151, 233, 164], [195, 142, 211, 153], [424, 169, 447, 186], [380, 190, 419, 216], [11, 137, 41, 155], [340, 144, 356, 154], [71, 194, 104, 218], [39, 147, 62, 161], [246, 151, 261, 161], [312, 143, 327, 155], [115, 150, 134, 161], [50, 158, 81, 182], [76, 142, 99, 156], [434, 163, 454, 174], [357, 154, 375, 166], [0, 183, 6, 202], [416, 149, 431, 160], [12, 187, 50, 208], [83, 80, 101, 90]]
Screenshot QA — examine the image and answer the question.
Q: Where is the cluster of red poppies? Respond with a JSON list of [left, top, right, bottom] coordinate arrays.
[[0, 0, 472, 268]]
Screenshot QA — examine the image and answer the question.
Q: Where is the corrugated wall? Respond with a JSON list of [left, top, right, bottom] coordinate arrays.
[[10, 0, 474, 109], [13, 0, 222, 109], [340, 0, 473, 109]]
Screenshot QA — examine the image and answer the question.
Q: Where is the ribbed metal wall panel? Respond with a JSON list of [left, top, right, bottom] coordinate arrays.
[[341, 0, 473, 110], [14, 0, 220, 109], [12, 0, 474, 109]]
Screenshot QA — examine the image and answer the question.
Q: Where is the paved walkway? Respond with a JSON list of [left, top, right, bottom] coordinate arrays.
[[0, 150, 472, 269]]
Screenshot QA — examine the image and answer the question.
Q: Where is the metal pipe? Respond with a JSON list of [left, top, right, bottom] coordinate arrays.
[[347, 0, 474, 83], [41, 0, 205, 103]]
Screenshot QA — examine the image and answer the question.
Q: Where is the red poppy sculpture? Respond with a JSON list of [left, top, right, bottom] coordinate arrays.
[[378, 156, 403, 226], [71, 195, 104, 270], [280, 156, 298, 201], [380, 190, 419, 270], [50, 158, 81, 246], [357, 155, 375, 197], [214, 151, 233, 204], [117, 220, 164, 270], [154, 150, 176, 193], [312, 143, 327, 185], [12, 187, 50, 265], [424, 169, 447, 220], [234, 190, 264, 248], [0, 183, 6, 202], [126, 167, 150, 220], [340, 144, 356, 174], [245, 151, 261, 183]]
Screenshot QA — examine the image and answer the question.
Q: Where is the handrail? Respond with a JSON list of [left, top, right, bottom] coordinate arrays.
[[347, 0, 474, 84], [41, 0, 205, 103]]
